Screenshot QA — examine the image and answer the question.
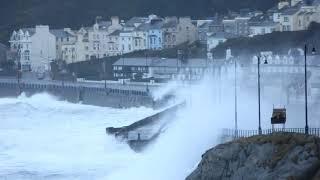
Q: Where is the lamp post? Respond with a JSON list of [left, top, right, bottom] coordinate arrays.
[[145, 52, 149, 92], [304, 44, 316, 135], [102, 60, 106, 89], [61, 69, 67, 88], [234, 57, 238, 138], [17, 60, 22, 95], [122, 52, 125, 85], [257, 55, 268, 135]]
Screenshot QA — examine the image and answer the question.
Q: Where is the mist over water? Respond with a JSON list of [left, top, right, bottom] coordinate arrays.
[[0, 71, 315, 180]]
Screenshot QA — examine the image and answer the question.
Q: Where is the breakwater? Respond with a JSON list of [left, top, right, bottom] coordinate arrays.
[[0, 78, 159, 108], [106, 103, 185, 151]]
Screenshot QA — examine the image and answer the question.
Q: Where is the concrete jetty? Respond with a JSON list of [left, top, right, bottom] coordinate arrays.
[[106, 102, 185, 151]]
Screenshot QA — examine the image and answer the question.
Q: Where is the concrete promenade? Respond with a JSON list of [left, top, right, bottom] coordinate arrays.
[[0, 77, 165, 108]]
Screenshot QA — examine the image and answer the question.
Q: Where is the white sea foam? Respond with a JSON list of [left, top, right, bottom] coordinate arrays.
[[0, 71, 313, 180]]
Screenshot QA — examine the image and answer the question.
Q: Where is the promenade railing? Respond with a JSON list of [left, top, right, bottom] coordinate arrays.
[[222, 128, 320, 140]]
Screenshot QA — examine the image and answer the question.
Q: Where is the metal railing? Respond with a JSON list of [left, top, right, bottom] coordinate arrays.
[[222, 128, 320, 140]]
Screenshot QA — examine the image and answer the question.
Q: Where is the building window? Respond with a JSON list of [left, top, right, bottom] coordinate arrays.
[[284, 17, 289, 22], [24, 50, 30, 61]]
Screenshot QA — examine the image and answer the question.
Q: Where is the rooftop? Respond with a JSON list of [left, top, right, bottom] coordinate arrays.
[[109, 30, 121, 36], [162, 20, 178, 28], [208, 31, 237, 39], [125, 17, 149, 27], [21, 28, 36, 36], [50, 29, 75, 38]]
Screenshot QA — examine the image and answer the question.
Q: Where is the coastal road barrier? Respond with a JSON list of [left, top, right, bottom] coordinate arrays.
[[0, 79, 162, 108], [221, 128, 320, 142]]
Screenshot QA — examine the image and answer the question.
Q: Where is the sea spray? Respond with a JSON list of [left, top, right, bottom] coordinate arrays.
[[0, 93, 155, 179]]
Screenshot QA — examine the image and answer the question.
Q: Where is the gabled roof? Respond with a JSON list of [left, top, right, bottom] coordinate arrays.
[[162, 20, 178, 28], [267, 6, 280, 13], [50, 29, 75, 38], [137, 20, 164, 31], [249, 14, 276, 26], [249, 14, 270, 23], [298, 11, 315, 16], [98, 21, 112, 30], [280, 7, 300, 15], [109, 29, 121, 36], [125, 17, 149, 27], [21, 28, 36, 36]]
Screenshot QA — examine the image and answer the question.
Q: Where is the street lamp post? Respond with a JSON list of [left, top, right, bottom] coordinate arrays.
[[145, 52, 149, 92], [304, 44, 316, 135], [102, 60, 106, 89], [17, 61, 22, 95], [257, 55, 268, 135], [234, 57, 238, 138], [61, 69, 67, 87]]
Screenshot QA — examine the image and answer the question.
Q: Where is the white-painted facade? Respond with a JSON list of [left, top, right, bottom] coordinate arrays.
[[9, 25, 56, 72], [249, 23, 279, 36], [29, 26, 56, 72]]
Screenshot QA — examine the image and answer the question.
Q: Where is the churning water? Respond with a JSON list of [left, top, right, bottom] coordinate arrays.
[[0, 74, 302, 180], [0, 93, 156, 180]]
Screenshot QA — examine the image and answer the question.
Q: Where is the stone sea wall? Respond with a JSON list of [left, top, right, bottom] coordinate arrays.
[[0, 81, 155, 108]]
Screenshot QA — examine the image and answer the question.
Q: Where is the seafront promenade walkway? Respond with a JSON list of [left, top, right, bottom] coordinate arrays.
[[0, 77, 160, 93]]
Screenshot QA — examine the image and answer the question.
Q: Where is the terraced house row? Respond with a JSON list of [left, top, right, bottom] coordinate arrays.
[[8, 0, 320, 73], [9, 15, 197, 72]]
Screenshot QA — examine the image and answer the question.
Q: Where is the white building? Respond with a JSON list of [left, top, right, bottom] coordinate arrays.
[[61, 27, 91, 63], [50, 28, 77, 61], [119, 31, 134, 54], [272, 0, 320, 31], [249, 21, 279, 36], [106, 30, 121, 57], [207, 32, 236, 51], [9, 25, 56, 72], [85, 17, 123, 59], [9, 29, 33, 71]]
